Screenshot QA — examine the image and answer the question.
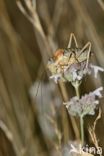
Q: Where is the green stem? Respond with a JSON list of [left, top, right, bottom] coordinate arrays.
[[72, 80, 80, 99], [75, 84, 80, 99], [80, 115, 84, 145]]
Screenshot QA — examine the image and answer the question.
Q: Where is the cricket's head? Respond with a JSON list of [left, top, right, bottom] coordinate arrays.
[[53, 49, 64, 61]]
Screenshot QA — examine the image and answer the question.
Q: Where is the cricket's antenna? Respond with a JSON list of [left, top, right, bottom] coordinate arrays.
[[67, 33, 78, 49]]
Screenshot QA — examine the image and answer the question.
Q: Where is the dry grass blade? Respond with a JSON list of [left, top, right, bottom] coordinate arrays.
[[0, 120, 13, 142], [97, 0, 104, 11], [88, 108, 102, 149], [45, 105, 62, 155], [48, 0, 64, 38]]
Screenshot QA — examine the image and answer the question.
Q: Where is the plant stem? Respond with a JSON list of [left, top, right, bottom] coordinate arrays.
[[80, 115, 84, 145], [73, 81, 84, 145], [75, 84, 80, 99], [72, 80, 80, 99]]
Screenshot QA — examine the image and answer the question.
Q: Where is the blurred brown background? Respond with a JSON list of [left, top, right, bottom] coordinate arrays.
[[0, 0, 104, 156]]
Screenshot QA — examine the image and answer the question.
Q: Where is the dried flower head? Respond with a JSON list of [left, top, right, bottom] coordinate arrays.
[[64, 87, 103, 117], [47, 33, 91, 83], [64, 61, 91, 83]]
